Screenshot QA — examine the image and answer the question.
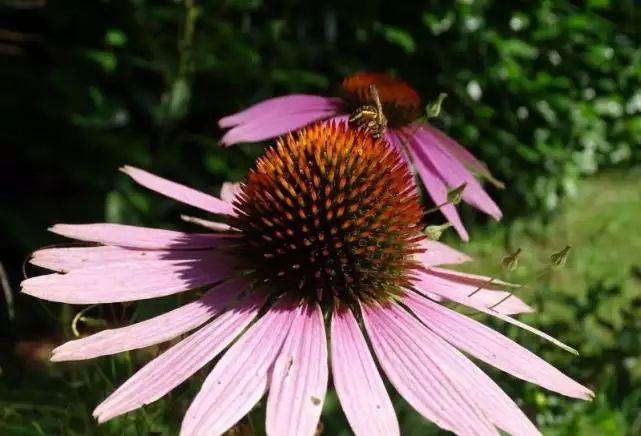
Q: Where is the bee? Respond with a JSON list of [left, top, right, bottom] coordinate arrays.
[[348, 84, 388, 139]]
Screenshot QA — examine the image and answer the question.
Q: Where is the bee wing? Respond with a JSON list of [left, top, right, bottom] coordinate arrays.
[[368, 84, 383, 114]]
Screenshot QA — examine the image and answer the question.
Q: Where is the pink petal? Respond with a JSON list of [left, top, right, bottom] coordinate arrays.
[[219, 182, 242, 203], [22, 251, 231, 304], [219, 95, 342, 128], [422, 124, 491, 178], [404, 292, 593, 400], [361, 303, 498, 435], [424, 267, 533, 315], [180, 300, 298, 436], [93, 296, 263, 423], [466, 289, 533, 315], [49, 223, 225, 250], [422, 291, 443, 301], [415, 239, 472, 266], [427, 267, 516, 289], [413, 271, 579, 354], [30, 245, 208, 273], [413, 127, 502, 220], [121, 166, 235, 216], [220, 110, 339, 146], [403, 137, 469, 241], [384, 130, 410, 160], [385, 130, 422, 194], [180, 215, 235, 232], [331, 308, 399, 436], [401, 295, 541, 436], [51, 278, 245, 361], [266, 303, 328, 436]]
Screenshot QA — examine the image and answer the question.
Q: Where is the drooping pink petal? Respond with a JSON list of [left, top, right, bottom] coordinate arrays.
[[93, 296, 263, 423], [466, 289, 533, 315], [331, 308, 399, 436], [422, 124, 491, 178], [266, 303, 328, 436], [362, 303, 499, 435], [220, 110, 339, 146], [422, 267, 533, 315], [30, 245, 211, 273], [401, 295, 541, 435], [121, 166, 236, 216], [402, 135, 469, 241], [180, 299, 297, 436], [415, 239, 472, 266], [219, 182, 242, 203], [404, 292, 593, 400], [413, 271, 579, 354], [22, 251, 231, 304], [51, 278, 245, 361], [219, 95, 342, 128], [384, 130, 423, 198], [413, 127, 502, 220], [49, 223, 225, 250], [427, 267, 516, 289], [412, 287, 530, 316], [384, 130, 411, 161]]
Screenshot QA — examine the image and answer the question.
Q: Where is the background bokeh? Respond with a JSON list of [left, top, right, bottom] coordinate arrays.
[[1, 0, 640, 434]]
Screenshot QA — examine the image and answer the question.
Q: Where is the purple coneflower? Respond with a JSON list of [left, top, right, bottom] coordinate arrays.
[[22, 122, 591, 436], [219, 72, 502, 240]]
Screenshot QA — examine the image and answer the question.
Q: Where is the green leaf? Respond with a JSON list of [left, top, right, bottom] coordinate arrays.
[[382, 26, 416, 53], [157, 77, 192, 124], [86, 50, 117, 72], [105, 29, 127, 47]]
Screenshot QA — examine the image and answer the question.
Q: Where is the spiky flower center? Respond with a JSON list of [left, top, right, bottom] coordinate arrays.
[[341, 72, 422, 128], [230, 122, 426, 308]]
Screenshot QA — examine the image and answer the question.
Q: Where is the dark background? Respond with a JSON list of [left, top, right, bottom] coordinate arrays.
[[1, 0, 640, 434]]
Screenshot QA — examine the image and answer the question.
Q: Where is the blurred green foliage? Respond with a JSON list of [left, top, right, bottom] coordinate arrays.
[[455, 170, 641, 435], [1, 0, 641, 435]]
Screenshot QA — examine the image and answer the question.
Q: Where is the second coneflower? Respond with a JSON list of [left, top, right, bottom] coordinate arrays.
[[23, 121, 591, 436], [219, 72, 502, 240]]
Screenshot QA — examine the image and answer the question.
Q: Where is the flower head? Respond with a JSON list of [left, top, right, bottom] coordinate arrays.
[[230, 122, 424, 307], [23, 122, 591, 436], [219, 72, 503, 241]]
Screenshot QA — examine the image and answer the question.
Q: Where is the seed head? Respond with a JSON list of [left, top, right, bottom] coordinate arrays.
[[230, 121, 426, 308]]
